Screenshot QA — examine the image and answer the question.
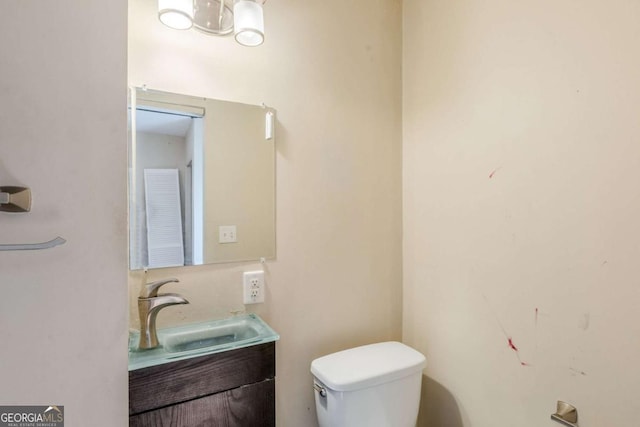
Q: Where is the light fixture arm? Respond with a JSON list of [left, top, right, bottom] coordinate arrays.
[[218, 0, 225, 30]]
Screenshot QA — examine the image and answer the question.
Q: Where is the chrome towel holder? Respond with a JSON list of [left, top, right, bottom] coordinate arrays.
[[0, 236, 66, 251], [551, 401, 578, 427], [0, 186, 66, 251], [0, 186, 31, 213]]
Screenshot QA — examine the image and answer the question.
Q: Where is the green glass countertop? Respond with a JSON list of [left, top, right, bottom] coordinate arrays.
[[128, 313, 279, 371]]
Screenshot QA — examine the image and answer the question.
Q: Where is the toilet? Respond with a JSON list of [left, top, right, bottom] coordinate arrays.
[[310, 341, 426, 427]]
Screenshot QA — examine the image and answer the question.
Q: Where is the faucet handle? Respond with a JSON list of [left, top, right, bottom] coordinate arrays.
[[140, 278, 179, 298]]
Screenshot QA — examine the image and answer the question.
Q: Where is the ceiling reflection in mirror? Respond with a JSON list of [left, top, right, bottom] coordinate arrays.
[[128, 88, 276, 270]]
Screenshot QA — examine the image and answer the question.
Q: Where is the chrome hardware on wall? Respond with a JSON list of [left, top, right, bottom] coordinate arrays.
[[0, 185, 66, 251], [551, 401, 578, 427], [0, 237, 66, 251], [0, 186, 31, 212]]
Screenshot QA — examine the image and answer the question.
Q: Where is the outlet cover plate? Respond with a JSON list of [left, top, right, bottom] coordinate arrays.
[[243, 270, 265, 304]]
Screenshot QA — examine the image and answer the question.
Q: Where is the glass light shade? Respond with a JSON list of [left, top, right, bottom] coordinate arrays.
[[233, 0, 264, 47], [158, 0, 194, 30]]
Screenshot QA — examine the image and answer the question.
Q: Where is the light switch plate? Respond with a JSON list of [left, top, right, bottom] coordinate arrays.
[[219, 225, 237, 243]]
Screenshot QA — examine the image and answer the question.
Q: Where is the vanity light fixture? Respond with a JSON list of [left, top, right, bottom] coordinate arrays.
[[158, 0, 194, 30], [157, 0, 266, 47], [233, 0, 264, 47]]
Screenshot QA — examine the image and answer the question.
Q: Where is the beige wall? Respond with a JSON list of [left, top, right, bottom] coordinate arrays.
[[0, 1, 128, 426], [129, 0, 403, 426], [403, 1, 640, 426]]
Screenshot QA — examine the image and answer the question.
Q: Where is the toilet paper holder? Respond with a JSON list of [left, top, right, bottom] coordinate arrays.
[[551, 401, 578, 427]]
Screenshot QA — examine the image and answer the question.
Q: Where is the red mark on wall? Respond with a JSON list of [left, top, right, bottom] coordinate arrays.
[[488, 166, 503, 178], [507, 337, 531, 367], [480, 292, 530, 367]]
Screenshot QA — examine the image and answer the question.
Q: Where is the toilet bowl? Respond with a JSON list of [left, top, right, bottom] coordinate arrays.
[[311, 341, 426, 427]]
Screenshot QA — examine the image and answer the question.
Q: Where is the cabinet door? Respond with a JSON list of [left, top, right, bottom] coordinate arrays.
[[130, 379, 275, 427], [130, 343, 275, 416]]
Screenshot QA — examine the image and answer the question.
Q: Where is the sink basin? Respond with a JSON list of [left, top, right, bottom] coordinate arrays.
[[163, 319, 262, 353], [128, 314, 279, 371]]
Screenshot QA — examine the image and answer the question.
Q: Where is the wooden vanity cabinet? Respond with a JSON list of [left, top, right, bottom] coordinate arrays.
[[129, 342, 275, 427]]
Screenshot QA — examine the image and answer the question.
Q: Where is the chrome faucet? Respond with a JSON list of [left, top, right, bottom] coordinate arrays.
[[138, 278, 189, 350]]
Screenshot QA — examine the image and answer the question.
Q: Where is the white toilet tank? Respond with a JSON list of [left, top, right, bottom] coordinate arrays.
[[311, 341, 426, 427]]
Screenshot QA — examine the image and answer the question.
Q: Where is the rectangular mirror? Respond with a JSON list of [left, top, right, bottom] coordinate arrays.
[[128, 88, 276, 270]]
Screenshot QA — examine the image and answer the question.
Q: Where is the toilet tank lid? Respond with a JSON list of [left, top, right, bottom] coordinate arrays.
[[310, 341, 426, 392]]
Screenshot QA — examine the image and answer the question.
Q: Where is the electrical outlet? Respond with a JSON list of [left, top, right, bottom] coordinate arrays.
[[243, 271, 265, 304]]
